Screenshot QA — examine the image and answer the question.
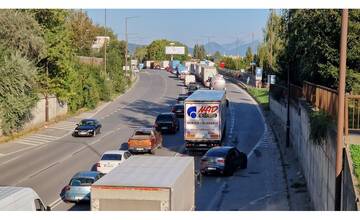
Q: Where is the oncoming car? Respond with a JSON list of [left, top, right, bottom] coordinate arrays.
[[73, 119, 102, 137]]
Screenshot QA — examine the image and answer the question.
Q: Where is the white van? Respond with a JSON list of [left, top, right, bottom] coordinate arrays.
[[185, 75, 196, 86], [0, 187, 50, 211]]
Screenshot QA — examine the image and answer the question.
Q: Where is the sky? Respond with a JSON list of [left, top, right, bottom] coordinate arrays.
[[85, 9, 270, 47]]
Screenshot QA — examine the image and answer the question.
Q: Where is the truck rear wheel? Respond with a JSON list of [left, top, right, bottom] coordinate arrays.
[[239, 152, 248, 169]]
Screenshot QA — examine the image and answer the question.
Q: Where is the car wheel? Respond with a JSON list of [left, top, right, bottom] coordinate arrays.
[[239, 152, 248, 169], [92, 131, 96, 137]]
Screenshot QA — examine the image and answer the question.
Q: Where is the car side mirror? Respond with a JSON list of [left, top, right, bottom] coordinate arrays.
[[46, 206, 51, 211]]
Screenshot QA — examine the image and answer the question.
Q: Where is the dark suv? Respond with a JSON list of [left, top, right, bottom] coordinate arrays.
[[171, 104, 184, 118], [155, 113, 180, 134], [200, 146, 247, 176]]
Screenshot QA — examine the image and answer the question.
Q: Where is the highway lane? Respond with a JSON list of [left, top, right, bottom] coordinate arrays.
[[0, 69, 288, 211]]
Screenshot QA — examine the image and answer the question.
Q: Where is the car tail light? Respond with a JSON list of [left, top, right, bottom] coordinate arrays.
[[216, 158, 225, 164], [64, 186, 71, 191]]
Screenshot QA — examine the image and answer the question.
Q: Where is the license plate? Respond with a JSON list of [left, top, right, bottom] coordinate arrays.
[[176, 110, 182, 113], [161, 127, 167, 129], [207, 167, 216, 170], [199, 144, 207, 146], [80, 132, 87, 135], [137, 148, 144, 151]]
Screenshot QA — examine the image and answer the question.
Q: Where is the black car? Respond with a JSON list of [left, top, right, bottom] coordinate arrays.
[[187, 83, 199, 95], [200, 146, 247, 176], [171, 104, 184, 117], [73, 119, 102, 137], [155, 113, 180, 134], [176, 94, 188, 103]]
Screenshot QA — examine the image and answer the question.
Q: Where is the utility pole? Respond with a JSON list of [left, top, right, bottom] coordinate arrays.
[[335, 9, 349, 211], [286, 10, 292, 148], [125, 16, 139, 77], [104, 9, 107, 77]]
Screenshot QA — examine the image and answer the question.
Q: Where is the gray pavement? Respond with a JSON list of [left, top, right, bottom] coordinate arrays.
[[0, 69, 291, 211]]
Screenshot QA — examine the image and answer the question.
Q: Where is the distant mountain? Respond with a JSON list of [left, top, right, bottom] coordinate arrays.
[[189, 40, 261, 57], [128, 43, 145, 54]]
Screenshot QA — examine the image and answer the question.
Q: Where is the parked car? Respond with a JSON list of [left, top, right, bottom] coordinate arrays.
[[73, 119, 102, 137], [155, 113, 180, 134], [171, 104, 184, 118], [127, 127, 162, 154], [64, 171, 103, 203], [200, 146, 247, 176], [96, 150, 132, 174], [176, 94, 188, 104], [187, 82, 200, 95]]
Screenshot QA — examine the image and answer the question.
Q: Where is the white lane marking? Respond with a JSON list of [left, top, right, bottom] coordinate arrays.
[[32, 134, 58, 140], [227, 80, 266, 159], [21, 136, 52, 142], [15, 141, 39, 146], [0, 155, 23, 166], [49, 197, 64, 209], [0, 153, 4, 157], [206, 182, 227, 211], [17, 138, 48, 144]]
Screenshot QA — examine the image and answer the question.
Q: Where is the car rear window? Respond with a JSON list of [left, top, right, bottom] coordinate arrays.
[[80, 120, 95, 126], [134, 130, 151, 136], [206, 149, 227, 157], [157, 114, 173, 121], [70, 177, 94, 186], [101, 154, 122, 161]]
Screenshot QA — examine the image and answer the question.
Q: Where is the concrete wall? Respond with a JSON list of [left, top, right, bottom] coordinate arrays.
[[0, 95, 68, 136], [269, 96, 359, 210]]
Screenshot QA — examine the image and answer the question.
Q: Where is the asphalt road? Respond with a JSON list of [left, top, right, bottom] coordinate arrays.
[[0, 69, 289, 211]]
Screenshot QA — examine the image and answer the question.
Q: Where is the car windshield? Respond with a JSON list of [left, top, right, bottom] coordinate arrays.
[[80, 120, 95, 126], [157, 115, 173, 122], [134, 130, 151, 136], [70, 177, 94, 186], [101, 154, 122, 161]]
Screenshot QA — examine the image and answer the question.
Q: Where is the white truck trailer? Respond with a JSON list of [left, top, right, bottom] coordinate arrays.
[[200, 66, 218, 87], [184, 90, 228, 150], [210, 74, 226, 90], [91, 156, 195, 211]]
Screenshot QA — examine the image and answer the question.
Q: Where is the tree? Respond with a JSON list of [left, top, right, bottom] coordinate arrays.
[[257, 10, 284, 75], [193, 44, 206, 60], [134, 46, 147, 62], [213, 51, 222, 62], [245, 47, 254, 66], [277, 9, 360, 93], [146, 39, 188, 61], [68, 10, 98, 56], [0, 10, 46, 61], [0, 46, 38, 135]]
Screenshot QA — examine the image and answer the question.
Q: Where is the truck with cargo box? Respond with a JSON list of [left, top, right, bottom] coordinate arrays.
[[91, 156, 195, 211], [184, 90, 228, 150], [200, 66, 218, 87]]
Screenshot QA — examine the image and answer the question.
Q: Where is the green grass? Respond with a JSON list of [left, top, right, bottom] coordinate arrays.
[[350, 144, 360, 186], [247, 87, 269, 110]]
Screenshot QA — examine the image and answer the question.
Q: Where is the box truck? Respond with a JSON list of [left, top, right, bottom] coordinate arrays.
[[184, 90, 228, 150], [91, 156, 195, 211], [185, 75, 196, 86], [200, 66, 218, 87]]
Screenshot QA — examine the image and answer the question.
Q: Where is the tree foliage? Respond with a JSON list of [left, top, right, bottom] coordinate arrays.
[[146, 39, 188, 61], [134, 46, 147, 63], [271, 9, 360, 93], [0, 46, 38, 135], [193, 44, 206, 60]]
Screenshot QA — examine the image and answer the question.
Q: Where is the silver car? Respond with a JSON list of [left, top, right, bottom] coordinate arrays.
[[63, 171, 103, 203]]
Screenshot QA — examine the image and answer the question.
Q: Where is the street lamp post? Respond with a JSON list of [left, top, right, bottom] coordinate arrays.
[[335, 9, 349, 211], [125, 16, 139, 77]]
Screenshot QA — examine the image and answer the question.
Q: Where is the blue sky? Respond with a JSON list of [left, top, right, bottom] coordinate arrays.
[[86, 9, 270, 47]]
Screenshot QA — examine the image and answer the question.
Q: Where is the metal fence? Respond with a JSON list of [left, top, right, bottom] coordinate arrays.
[[345, 95, 360, 132]]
